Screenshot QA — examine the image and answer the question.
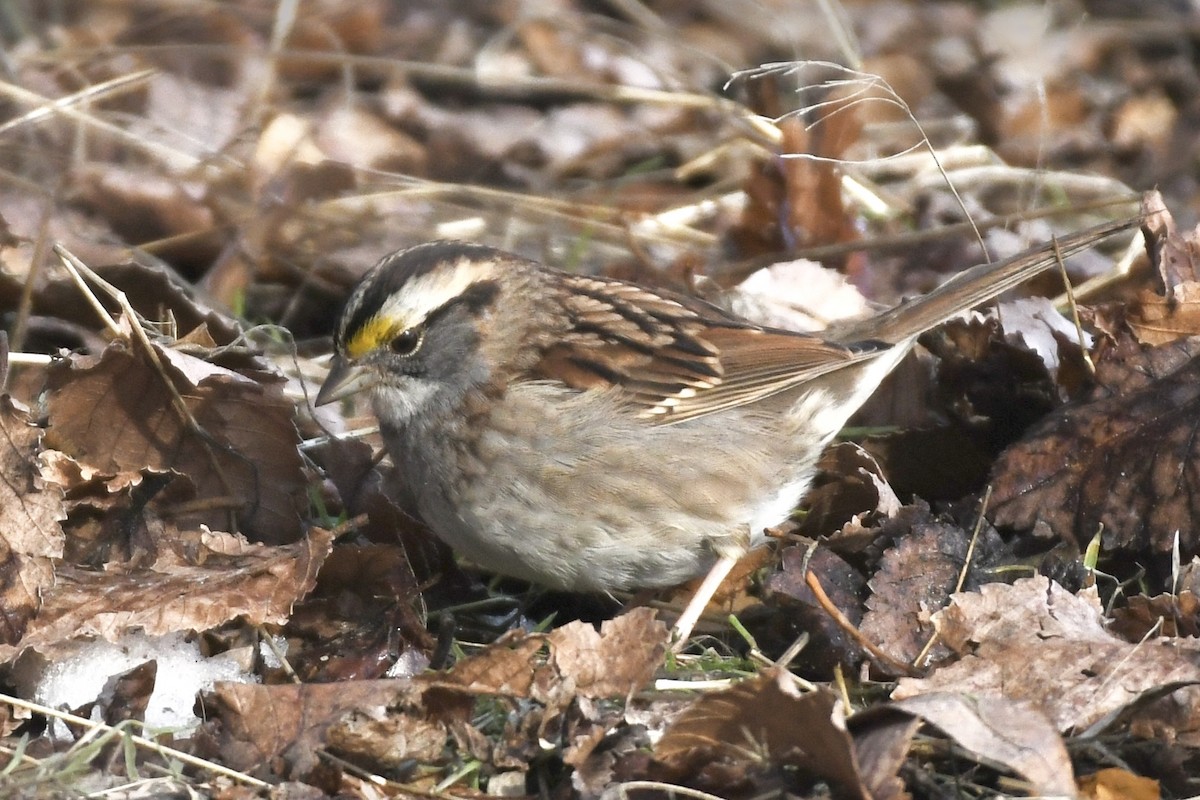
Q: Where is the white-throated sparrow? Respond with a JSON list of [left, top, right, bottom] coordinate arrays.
[[317, 218, 1136, 641]]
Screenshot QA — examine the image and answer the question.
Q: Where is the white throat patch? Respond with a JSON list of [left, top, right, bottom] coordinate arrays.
[[372, 379, 441, 423]]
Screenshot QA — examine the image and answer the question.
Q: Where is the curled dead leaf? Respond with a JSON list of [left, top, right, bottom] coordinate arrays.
[[0, 527, 333, 662], [46, 337, 306, 543], [0, 397, 64, 645], [990, 335, 1200, 558], [894, 576, 1200, 732]]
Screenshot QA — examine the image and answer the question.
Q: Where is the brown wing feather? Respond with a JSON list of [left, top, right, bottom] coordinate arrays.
[[531, 273, 886, 425], [527, 216, 1142, 425], [662, 328, 880, 422]]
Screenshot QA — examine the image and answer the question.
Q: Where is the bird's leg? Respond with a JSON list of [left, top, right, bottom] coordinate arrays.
[[671, 553, 738, 649]]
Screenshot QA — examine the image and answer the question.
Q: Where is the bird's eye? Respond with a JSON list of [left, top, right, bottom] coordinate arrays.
[[390, 327, 423, 356]]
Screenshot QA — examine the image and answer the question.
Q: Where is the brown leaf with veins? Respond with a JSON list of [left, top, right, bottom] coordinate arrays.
[[861, 519, 969, 667], [547, 607, 667, 699], [990, 335, 1200, 556], [327, 706, 448, 772], [0, 397, 64, 645], [433, 635, 546, 699], [891, 693, 1075, 797], [0, 527, 332, 662], [200, 679, 421, 780], [0, 398, 63, 560], [860, 504, 1013, 669], [1127, 284, 1200, 346], [1109, 591, 1200, 641], [45, 337, 306, 544], [893, 576, 1200, 732], [652, 670, 874, 797]]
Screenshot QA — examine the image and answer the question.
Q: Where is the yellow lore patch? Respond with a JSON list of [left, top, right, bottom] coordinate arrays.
[[346, 316, 400, 359]]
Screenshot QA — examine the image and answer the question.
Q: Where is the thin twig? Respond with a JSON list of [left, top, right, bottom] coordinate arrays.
[[1052, 235, 1097, 377], [0, 75, 199, 172], [0, 69, 156, 136], [0, 694, 267, 788], [804, 569, 920, 677], [955, 486, 990, 595], [719, 195, 1138, 284], [611, 780, 729, 800]]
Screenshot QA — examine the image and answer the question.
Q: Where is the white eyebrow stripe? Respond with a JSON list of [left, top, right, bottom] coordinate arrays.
[[375, 255, 498, 328]]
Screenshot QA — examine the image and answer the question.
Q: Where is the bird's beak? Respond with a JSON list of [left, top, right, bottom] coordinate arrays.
[[315, 355, 377, 406]]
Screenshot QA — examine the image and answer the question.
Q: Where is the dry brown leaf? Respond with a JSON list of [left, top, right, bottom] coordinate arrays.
[[859, 305, 1078, 504], [1128, 283, 1200, 346], [1127, 192, 1200, 345], [96, 660, 157, 728], [564, 722, 617, 794], [652, 670, 873, 797], [0, 193, 138, 279], [38, 261, 242, 347], [39, 448, 143, 505], [110, 4, 259, 87], [516, 19, 585, 79], [200, 679, 419, 780], [326, 707, 448, 770], [924, 310, 1065, 428], [429, 614, 666, 708], [1125, 668, 1200, 751], [1142, 191, 1200, 290], [779, 109, 861, 255], [277, 2, 385, 82], [1078, 767, 1161, 800], [843, 708, 922, 800], [314, 105, 427, 174], [997, 296, 1092, 379], [1110, 591, 1200, 641], [547, 608, 667, 699], [728, 107, 860, 262], [434, 635, 546, 699], [0, 528, 333, 662], [1111, 93, 1177, 156], [0, 551, 53, 652], [0, 397, 64, 646], [72, 166, 215, 250], [892, 692, 1075, 797], [765, 546, 866, 673], [1000, 84, 1091, 165], [45, 336, 306, 544], [893, 576, 1200, 732], [860, 520, 970, 667], [0, 397, 64, 561], [990, 335, 1200, 556], [797, 442, 900, 539]]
